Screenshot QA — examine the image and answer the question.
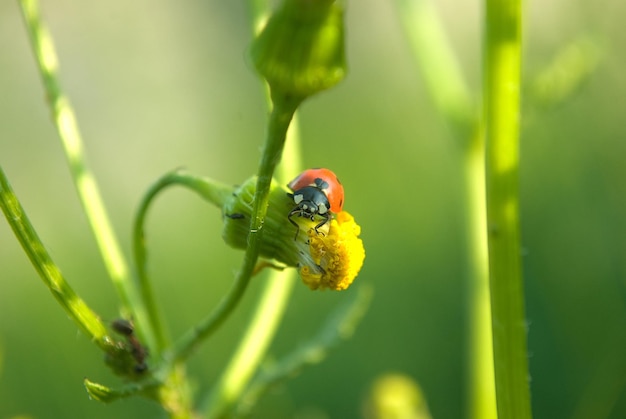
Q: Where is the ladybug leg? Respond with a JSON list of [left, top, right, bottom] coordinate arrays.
[[314, 213, 330, 236], [288, 209, 301, 240]]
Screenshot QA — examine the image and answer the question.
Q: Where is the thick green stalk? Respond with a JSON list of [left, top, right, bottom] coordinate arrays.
[[483, 0, 532, 417], [168, 95, 300, 364], [17, 0, 152, 345], [0, 166, 112, 351]]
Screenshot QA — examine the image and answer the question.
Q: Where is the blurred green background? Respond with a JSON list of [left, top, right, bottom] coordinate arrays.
[[1, 0, 626, 418]]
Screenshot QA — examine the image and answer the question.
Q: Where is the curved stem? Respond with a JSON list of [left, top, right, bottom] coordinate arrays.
[[483, 0, 532, 417], [202, 116, 302, 417], [199, 5, 306, 415], [131, 170, 233, 418], [133, 170, 233, 354], [168, 95, 301, 364], [0, 165, 112, 351]]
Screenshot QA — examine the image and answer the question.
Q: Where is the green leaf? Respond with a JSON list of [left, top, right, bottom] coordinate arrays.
[[531, 36, 602, 108], [84, 378, 160, 404]]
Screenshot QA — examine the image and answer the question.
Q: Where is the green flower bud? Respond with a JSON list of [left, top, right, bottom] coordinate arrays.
[[222, 176, 301, 267], [251, 0, 346, 99]]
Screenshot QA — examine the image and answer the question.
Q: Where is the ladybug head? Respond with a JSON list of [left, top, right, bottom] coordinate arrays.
[[288, 186, 330, 219]]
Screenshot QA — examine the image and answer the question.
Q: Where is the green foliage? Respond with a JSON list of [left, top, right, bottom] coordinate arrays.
[[530, 36, 602, 108], [1, 0, 623, 418], [2, 0, 366, 417]]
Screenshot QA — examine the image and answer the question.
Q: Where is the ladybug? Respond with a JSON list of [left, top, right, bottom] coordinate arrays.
[[287, 168, 344, 239]]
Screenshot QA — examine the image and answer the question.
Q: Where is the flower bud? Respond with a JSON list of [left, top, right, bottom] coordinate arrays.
[[250, 0, 346, 99]]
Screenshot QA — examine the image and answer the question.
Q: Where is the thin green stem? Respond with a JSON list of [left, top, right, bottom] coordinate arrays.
[[18, 0, 151, 339], [396, 0, 475, 138], [133, 170, 233, 354], [0, 165, 112, 351], [233, 285, 373, 417], [464, 126, 497, 419], [396, 1, 496, 417], [202, 269, 296, 417], [201, 0, 304, 400], [483, 0, 532, 417], [201, 120, 302, 417], [168, 95, 301, 364]]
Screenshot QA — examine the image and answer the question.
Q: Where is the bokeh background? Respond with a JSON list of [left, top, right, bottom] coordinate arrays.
[[1, 0, 626, 418]]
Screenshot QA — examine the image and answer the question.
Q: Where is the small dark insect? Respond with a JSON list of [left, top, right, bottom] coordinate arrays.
[[111, 318, 148, 373], [111, 318, 134, 336], [225, 212, 245, 219]]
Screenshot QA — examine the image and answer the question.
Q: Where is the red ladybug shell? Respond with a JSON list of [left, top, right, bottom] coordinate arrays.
[[288, 168, 344, 213]]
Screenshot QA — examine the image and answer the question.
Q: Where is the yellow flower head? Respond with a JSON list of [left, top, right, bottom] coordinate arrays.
[[297, 211, 365, 291]]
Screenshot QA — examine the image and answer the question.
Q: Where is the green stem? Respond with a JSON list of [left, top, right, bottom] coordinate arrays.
[[234, 285, 373, 417], [168, 94, 301, 364], [202, 269, 296, 417], [464, 126, 497, 419], [395, 0, 475, 138], [18, 0, 150, 340], [202, 119, 302, 417], [0, 166, 112, 351], [483, 0, 532, 417], [396, 1, 496, 417], [133, 170, 233, 354], [135, 169, 228, 415], [249, 0, 271, 34], [201, 2, 304, 399], [199, 7, 305, 415]]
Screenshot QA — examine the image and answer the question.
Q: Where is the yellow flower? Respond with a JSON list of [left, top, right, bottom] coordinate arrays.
[[298, 211, 365, 291]]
